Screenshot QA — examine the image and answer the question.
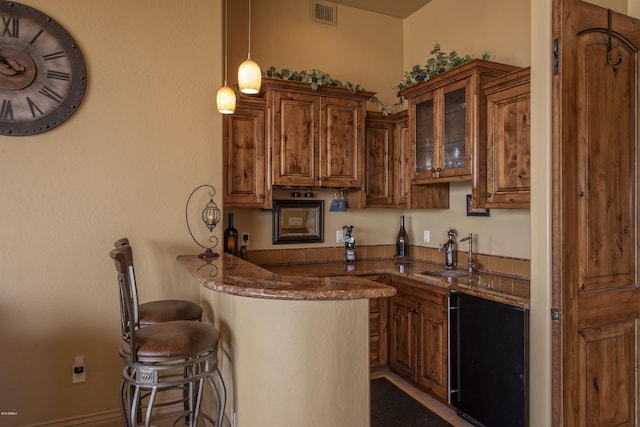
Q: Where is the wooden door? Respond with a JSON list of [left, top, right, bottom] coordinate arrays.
[[389, 295, 417, 381], [416, 303, 448, 402], [369, 297, 389, 372], [483, 67, 530, 208], [553, 1, 640, 425], [394, 114, 410, 208], [320, 97, 363, 188], [364, 113, 394, 206], [272, 90, 319, 187], [223, 98, 269, 208]]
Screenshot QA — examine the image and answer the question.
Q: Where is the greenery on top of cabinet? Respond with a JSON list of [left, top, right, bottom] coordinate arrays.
[[396, 44, 491, 98], [261, 44, 490, 115]]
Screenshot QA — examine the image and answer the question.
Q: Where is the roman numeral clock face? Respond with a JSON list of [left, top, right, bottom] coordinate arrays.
[[0, 1, 86, 136]]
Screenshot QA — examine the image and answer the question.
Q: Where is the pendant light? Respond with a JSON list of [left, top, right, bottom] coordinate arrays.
[[217, 0, 236, 114], [238, 0, 261, 94]]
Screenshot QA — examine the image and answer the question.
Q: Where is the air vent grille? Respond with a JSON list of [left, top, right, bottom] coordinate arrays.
[[312, 1, 337, 26]]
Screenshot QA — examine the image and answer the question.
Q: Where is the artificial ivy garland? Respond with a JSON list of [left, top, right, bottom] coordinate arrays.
[[261, 44, 490, 115]]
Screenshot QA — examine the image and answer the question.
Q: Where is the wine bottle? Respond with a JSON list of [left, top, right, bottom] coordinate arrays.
[[224, 213, 239, 256], [395, 215, 409, 257]]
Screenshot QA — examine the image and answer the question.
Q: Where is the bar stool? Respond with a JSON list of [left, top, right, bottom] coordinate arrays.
[[111, 245, 226, 427], [114, 238, 202, 325]]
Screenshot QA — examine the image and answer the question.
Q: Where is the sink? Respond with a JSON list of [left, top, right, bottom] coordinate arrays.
[[420, 270, 470, 278]]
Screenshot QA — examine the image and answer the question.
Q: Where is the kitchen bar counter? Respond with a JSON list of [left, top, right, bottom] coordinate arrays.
[[177, 253, 396, 300], [177, 252, 378, 427], [177, 254, 528, 308]]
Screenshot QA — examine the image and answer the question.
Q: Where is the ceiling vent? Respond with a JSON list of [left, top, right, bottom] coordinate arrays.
[[312, 1, 337, 26]]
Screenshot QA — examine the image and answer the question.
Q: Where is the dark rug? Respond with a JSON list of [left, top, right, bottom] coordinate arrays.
[[371, 377, 453, 427]]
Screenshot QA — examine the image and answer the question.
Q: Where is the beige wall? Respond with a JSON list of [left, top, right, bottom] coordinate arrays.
[[0, 0, 223, 424], [227, 0, 531, 260]]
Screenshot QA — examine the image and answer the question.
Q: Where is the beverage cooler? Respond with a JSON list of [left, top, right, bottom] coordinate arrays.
[[449, 291, 529, 426]]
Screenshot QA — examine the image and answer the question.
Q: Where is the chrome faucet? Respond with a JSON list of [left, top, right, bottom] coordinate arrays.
[[459, 233, 476, 274], [439, 229, 457, 269]]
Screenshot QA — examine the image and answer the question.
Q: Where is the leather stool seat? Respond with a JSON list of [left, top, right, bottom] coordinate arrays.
[[120, 320, 219, 359], [139, 300, 202, 326]]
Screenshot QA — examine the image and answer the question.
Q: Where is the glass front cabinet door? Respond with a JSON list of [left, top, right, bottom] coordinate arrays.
[[411, 78, 470, 182], [403, 60, 519, 185]]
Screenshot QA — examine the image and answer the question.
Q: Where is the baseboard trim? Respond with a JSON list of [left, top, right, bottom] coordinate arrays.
[[24, 409, 121, 427]]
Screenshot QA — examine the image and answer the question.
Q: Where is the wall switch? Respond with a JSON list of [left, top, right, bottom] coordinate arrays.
[[424, 230, 430, 243], [336, 230, 344, 242], [72, 355, 85, 383]]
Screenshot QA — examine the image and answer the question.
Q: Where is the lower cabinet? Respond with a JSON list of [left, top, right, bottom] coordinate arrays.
[[388, 276, 449, 403], [369, 297, 388, 372]]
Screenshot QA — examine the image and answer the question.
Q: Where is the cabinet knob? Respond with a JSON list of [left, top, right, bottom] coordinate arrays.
[[259, 194, 265, 199], [486, 192, 491, 197], [431, 168, 436, 173], [436, 167, 442, 172]]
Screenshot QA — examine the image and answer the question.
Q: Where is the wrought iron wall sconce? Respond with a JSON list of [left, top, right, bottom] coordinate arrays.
[[186, 184, 221, 258]]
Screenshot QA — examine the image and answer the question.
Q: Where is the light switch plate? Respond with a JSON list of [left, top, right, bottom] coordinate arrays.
[[424, 230, 430, 243]]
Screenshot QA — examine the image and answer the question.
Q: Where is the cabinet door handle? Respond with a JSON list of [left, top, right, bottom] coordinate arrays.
[[430, 168, 436, 173], [436, 167, 442, 172]]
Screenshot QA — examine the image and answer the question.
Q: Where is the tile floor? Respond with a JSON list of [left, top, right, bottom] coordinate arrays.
[[104, 371, 472, 427], [371, 370, 473, 427]]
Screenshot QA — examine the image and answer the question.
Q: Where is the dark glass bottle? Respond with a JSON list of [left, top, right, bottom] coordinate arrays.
[[224, 213, 239, 256], [395, 215, 409, 257]]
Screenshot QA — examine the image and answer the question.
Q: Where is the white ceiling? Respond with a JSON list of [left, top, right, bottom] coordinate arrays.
[[328, 0, 432, 19]]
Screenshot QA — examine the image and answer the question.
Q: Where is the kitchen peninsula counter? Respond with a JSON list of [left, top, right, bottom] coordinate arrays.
[[177, 253, 396, 300], [176, 253, 391, 426]]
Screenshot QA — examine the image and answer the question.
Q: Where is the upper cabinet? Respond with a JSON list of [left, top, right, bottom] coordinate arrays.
[[223, 97, 271, 209], [479, 67, 531, 208], [263, 78, 373, 189], [354, 111, 448, 209], [401, 60, 519, 189]]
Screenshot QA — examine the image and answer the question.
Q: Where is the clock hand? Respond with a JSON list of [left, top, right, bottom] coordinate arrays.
[[0, 55, 24, 77], [0, 54, 11, 68]]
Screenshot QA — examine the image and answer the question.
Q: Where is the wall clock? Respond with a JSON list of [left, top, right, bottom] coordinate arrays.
[[0, 1, 87, 136]]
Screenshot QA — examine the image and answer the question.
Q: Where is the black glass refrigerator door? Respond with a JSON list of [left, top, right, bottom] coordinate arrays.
[[449, 292, 529, 426]]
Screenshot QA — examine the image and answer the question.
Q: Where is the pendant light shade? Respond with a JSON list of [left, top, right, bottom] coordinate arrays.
[[216, 85, 236, 114], [217, 0, 235, 114], [238, 58, 261, 94], [238, 0, 261, 94]]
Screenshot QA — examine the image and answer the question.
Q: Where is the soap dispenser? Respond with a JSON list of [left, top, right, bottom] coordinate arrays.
[[343, 225, 356, 263]]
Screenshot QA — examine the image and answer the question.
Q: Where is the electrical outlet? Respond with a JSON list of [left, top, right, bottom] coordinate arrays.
[[336, 230, 344, 242], [73, 356, 85, 383], [242, 233, 249, 244], [424, 230, 430, 243]]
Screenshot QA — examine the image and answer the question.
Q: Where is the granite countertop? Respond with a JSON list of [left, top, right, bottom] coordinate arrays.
[[266, 259, 530, 309], [178, 253, 529, 308], [177, 254, 397, 301]]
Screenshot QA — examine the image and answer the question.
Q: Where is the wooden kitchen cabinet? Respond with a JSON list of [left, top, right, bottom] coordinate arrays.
[[350, 111, 449, 209], [263, 78, 373, 189], [223, 97, 271, 208], [401, 60, 518, 188], [388, 276, 449, 402], [369, 296, 389, 373], [479, 67, 530, 208]]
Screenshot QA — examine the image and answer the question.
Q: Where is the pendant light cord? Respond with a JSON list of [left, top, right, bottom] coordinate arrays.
[[247, 0, 252, 60], [223, 0, 228, 85]]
